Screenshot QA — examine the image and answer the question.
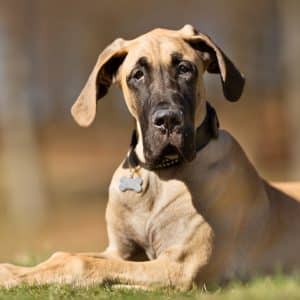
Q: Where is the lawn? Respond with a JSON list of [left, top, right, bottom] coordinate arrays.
[[0, 256, 299, 300], [1, 275, 300, 300]]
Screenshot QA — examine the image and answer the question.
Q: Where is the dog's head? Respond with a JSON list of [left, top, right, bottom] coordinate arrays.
[[71, 25, 245, 165]]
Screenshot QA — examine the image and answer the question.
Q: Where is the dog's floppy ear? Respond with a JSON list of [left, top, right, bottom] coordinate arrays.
[[71, 38, 128, 127], [181, 25, 245, 102]]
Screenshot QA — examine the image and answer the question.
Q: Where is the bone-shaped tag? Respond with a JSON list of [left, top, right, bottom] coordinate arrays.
[[119, 176, 143, 193]]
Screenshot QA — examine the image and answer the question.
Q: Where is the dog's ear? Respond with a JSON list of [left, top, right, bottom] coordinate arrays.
[[71, 38, 128, 127], [181, 25, 245, 102]]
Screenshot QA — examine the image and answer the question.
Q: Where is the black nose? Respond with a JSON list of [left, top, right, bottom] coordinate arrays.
[[152, 109, 183, 133]]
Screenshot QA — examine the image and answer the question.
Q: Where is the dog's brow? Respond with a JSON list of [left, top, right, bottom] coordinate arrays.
[[171, 52, 183, 64], [135, 56, 149, 68]]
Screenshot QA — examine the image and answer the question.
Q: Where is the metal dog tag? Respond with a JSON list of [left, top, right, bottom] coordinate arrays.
[[119, 176, 143, 193]]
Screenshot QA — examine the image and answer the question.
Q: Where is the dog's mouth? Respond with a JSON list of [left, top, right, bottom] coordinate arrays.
[[143, 123, 196, 166], [160, 144, 181, 160], [153, 141, 196, 165], [149, 143, 181, 166]]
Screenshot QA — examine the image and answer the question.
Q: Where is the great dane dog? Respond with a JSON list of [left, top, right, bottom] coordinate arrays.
[[1, 25, 300, 290]]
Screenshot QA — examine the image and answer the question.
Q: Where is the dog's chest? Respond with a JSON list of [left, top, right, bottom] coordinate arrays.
[[116, 174, 197, 259]]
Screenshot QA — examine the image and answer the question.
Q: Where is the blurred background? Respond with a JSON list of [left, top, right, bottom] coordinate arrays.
[[0, 0, 299, 262]]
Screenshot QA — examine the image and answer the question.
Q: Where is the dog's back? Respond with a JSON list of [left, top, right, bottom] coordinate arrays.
[[257, 181, 300, 273]]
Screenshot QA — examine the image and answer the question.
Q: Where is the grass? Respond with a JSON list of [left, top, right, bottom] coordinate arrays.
[[1, 275, 300, 300], [1, 257, 300, 299]]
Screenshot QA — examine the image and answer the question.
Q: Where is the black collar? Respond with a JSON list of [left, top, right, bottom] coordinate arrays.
[[124, 102, 219, 171]]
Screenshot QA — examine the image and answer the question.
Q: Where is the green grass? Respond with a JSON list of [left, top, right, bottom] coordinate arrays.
[[1, 257, 300, 299], [1, 275, 300, 300]]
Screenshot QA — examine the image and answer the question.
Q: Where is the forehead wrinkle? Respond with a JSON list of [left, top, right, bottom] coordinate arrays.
[[135, 56, 149, 69], [121, 35, 202, 84], [158, 38, 197, 66], [132, 36, 179, 68], [124, 38, 159, 72], [171, 52, 183, 64]]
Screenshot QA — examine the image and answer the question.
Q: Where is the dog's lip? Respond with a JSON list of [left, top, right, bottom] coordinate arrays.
[[164, 153, 179, 160], [147, 143, 196, 166], [161, 144, 180, 160], [159, 143, 196, 162], [149, 143, 180, 164]]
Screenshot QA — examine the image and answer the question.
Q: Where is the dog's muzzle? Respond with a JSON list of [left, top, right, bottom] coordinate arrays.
[[125, 102, 219, 170], [151, 108, 188, 161]]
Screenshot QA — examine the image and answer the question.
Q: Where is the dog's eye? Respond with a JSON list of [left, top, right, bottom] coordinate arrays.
[[132, 69, 144, 81], [177, 62, 192, 75]]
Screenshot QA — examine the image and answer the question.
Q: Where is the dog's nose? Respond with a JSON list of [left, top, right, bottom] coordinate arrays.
[[152, 109, 183, 133]]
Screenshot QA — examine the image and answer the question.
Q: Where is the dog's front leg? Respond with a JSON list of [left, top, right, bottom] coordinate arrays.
[[0, 252, 193, 290]]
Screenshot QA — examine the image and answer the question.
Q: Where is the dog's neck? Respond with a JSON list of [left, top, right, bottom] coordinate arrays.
[[126, 102, 219, 171]]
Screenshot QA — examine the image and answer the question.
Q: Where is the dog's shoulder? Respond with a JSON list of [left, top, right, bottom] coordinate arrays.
[[196, 129, 247, 167]]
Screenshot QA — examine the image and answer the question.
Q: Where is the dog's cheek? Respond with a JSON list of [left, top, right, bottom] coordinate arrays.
[[138, 118, 154, 162], [137, 103, 159, 162], [120, 82, 139, 118], [182, 125, 196, 161], [143, 129, 162, 162]]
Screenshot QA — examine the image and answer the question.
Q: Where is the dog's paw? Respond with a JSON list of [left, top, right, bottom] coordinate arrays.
[[0, 264, 21, 288]]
